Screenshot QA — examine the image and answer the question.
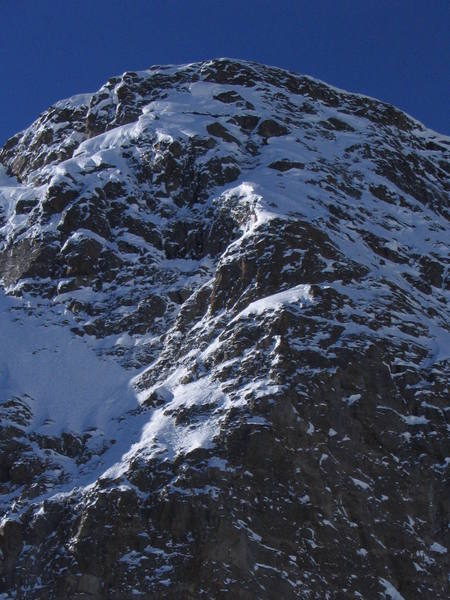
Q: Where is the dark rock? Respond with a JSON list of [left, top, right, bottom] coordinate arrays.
[[61, 236, 103, 277], [213, 90, 244, 104], [14, 197, 38, 215], [322, 116, 355, 132], [228, 114, 260, 132], [43, 184, 80, 214], [0, 238, 60, 285], [206, 122, 240, 145], [257, 119, 289, 138], [269, 159, 305, 171], [58, 200, 111, 238]]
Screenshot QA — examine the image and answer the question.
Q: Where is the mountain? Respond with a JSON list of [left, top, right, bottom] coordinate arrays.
[[0, 58, 448, 599]]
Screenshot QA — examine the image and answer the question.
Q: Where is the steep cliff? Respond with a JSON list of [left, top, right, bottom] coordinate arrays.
[[0, 59, 448, 599]]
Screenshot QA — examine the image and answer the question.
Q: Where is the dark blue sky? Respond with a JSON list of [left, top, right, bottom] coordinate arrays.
[[1, 0, 448, 146]]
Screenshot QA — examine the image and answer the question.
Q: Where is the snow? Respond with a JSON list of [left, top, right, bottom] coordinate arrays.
[[206, 457, 230, 470], [378, 578, 406, 600], [231, 284, 313, 322], [102, 371, 229, 479], [402, 415, 430, 426], [350, 477, 370, 490], [319, 453, 328, 465], [346, 394, 361, 406], [0, 165, 19, 187], [377, 406, 432, 428], [430, 542, 447, 554], [53, 92, 93, 110], [0, 290, 138, 436]]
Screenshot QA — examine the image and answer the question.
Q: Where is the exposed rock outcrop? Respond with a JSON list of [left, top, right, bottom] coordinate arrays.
[[0, 59, 448, 599]]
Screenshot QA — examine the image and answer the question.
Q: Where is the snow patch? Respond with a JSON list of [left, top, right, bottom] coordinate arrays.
[[231, 284, 313, 322], [430, 542, 447, 554], [378, 578, 406, 600]]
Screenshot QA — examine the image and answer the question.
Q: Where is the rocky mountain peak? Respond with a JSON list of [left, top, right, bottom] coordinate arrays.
[[0, 59, 449, 599]]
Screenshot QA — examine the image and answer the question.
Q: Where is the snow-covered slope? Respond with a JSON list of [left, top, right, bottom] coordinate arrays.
[[0, 59, 449, 599]]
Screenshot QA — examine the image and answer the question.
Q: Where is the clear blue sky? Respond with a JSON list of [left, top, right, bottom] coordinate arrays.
[[1, 0, 448, 146]]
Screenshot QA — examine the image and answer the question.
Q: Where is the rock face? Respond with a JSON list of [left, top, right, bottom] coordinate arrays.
[[0, 59, 449, 599]]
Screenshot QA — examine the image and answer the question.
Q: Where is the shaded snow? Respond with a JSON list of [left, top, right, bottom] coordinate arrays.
[[0, 290, 138, 436]]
